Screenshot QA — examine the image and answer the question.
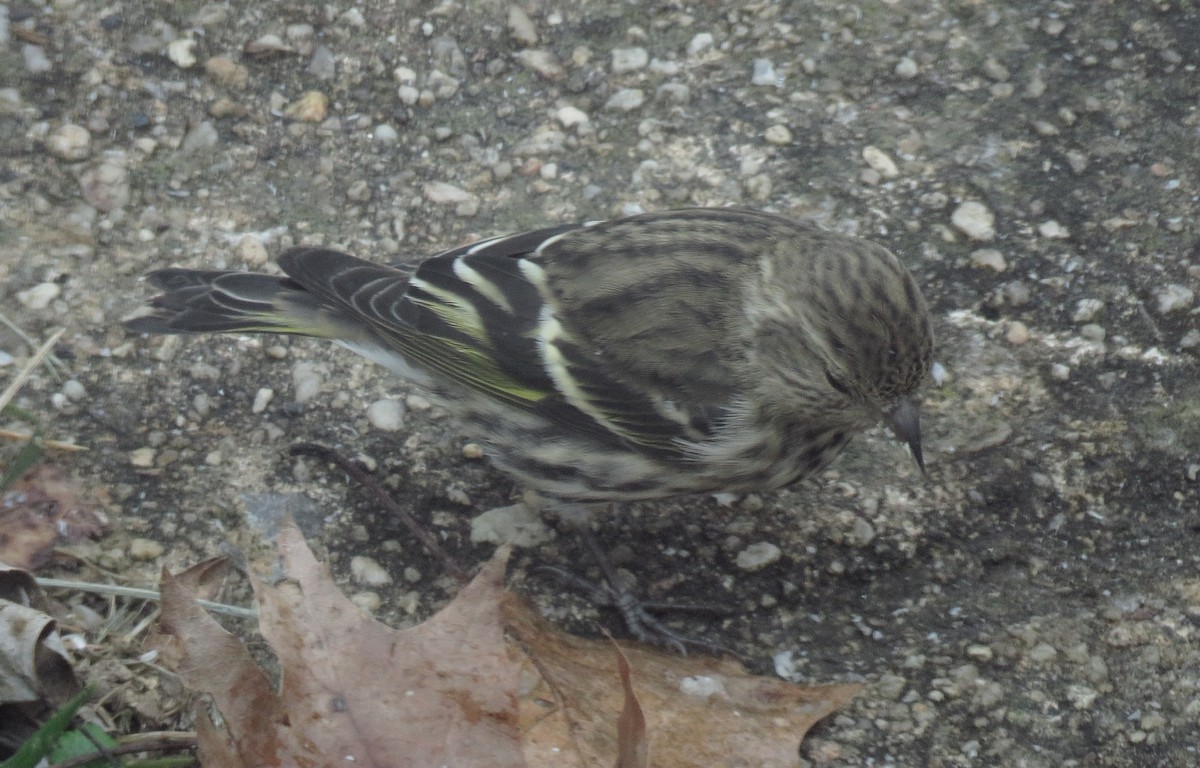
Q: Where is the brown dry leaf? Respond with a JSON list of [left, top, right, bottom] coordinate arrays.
[[157, 568, 290, 765], [613, 643, 649, 768], [507, 597, 861, 768], [0, 563, 80, 706], [0, 465, 107, 569], [157, 521, 525, 768]]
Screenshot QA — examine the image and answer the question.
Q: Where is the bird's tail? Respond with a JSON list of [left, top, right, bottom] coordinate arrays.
[[124, 248, 392, 341]]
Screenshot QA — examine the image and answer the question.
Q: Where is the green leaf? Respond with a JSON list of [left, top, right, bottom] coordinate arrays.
[[0, 687, 92, 768], [48, 723, 118, 768], [0, 431, 43, 493]]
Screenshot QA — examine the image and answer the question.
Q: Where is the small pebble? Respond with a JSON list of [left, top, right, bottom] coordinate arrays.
[[966, 644, 994, 662], [129, 447, 156, 468], [687, 33, 714, 57], [611, 47, 648, 73], [1038, 220, 1070, 239], [292, 362, 323, 403], [605, 88, 645, 112], [62, 379, 86, 401], [1005, 321, 1030, 346], [351, 592, 382, 613], [234, 235, 269, 266], [374, 124, 399, 143], [1154, 284, 1194, 314], [470, 503, 551, 547], [47, 124, 91, 161], [366, 398, 405, 431], [284, 91, 329, 122], [23, 44, 52, 73], [556, 106, 589, 129], [462, 442, 485, 459], [514, 49, 563, 79], [1050, 363, 1071, 381], [751, 58, 777, 86], [167, 38, 197, 68], [79, 158, 130, 212], [764, 125, 793, 146], [862, 146, 899, 178], [180, 121, 219, 153], [17, 282, 60, 310], [1072, 298, 1104, 323], [951, 201, 996, 241], [252, 387, 274, 414], [424, 181, 473, 204], [205, 56, 248, 86], [736, 542, 782, 571], [350, 555, 393, 587], [895, 57, 918, 78], [507, 5, 538, 46], [129, 538, 165, 560], [1079, 324, 1106, 342], [970, 248, 1007, 272]]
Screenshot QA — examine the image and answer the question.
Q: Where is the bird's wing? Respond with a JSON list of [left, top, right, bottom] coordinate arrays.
[[280, 216, 751, 455]]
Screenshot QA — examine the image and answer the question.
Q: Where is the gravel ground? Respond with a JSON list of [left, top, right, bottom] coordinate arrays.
[[3, 0, 1200, 765]]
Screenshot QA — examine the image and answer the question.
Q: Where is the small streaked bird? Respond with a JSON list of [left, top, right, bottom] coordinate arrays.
[[127, 207, 933, 645]]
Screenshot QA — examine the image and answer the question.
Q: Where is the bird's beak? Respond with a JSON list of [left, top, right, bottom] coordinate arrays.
[[889, 396, 925, 474]]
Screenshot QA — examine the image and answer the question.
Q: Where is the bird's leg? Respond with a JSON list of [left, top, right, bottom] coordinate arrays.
[[540, 501, 735, 655], [290, 443, 471, 584]]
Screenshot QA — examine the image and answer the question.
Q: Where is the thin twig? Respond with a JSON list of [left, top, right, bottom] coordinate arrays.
[[0, 327, 64, 413], [0, 428, 86, 451], [34, 577, 259, 620]]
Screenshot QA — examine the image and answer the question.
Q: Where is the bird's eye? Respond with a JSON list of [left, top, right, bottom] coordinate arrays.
[[824, 369, 851, 395]]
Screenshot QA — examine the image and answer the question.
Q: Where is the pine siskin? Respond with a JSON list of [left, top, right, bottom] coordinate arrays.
[[127, 207, 933, 505]]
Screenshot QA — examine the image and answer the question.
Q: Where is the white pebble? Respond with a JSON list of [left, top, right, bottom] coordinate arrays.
[[62, 379, 86, 401], [373, 124, 399, 143], [604, 88, 645, 111], [18, 282, 60, 310], [397, 85, 420, 105], [251, 387, 274, 414], [969, 248, 1007, 272], [930, 361, 948, 386], [507, 5, 538, 46], [861, 145, 899, 178], [129, 538, 165, 560], [736, 542, 782, 571], [1050, 363, 1071, 381], [1006, 321, 1030, 346], [350, 555, 393, 586], [1155, 284, 1194, 314], [763, 124, 793, 145], [951, 201, 996, 241], [292, 362, 323, 403], [234, 235, 268, 266], [555, 105, 589, 129], [129, 447, 156, 468], [687, 33, 714, 57], [894, 57, 918, 78], [611, 47, 648, 73], [514, 49, 563, 79], [167, 38, 198, 69], [351, 591, 382, 613], [23, 44, 51, 73], [423, 181, 473, 204], [47, 124, 91, 161], [1038, 220, 1070, 239], [751, 58, 777, 86], [470, 503, 551, 547], [366, 398, 405, 431], [1072, 298, 1104, 323]]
